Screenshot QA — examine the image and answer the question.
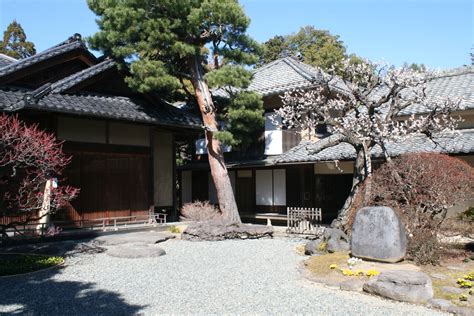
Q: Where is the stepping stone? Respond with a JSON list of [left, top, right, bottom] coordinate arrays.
[[428, 298, 453, 311], [340, 279, 364, 292], [363, 270, 433, 303], [107, 243, 166, 258]]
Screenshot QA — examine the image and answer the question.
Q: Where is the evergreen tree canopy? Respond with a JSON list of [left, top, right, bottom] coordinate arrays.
[[87, 0, 264, 149], [0, 20, 36, 59], [260, 25, 359, 76]]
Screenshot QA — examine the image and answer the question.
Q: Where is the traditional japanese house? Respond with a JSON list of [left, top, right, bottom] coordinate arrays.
[[0, 34, 201, 225]]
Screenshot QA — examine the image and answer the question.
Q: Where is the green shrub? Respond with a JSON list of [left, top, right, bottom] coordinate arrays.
[[0, 254, 64, 276]]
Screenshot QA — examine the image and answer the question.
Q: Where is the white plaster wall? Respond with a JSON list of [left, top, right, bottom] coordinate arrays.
[[273, 169, 286, 205], [264, 113, 282, 155], [181, 171, 192, 204], [109, 122, 150, 146], [256, 169, 273, 206], [57, 117, 106, 143]]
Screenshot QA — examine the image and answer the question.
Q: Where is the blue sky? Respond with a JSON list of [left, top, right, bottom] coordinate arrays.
[[0, 0, 472, 69]]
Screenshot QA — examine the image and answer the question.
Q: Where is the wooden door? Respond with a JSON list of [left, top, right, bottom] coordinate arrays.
[[236, 176, 254, 213]]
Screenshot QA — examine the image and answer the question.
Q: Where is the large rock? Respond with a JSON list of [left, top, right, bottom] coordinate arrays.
[[325, 228, 350, 253], [182, 221, 273, 241], [351, 206, 407, 262], [363, 270, 433, 303]]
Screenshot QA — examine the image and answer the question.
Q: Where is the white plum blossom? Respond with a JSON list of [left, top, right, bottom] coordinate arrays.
[[275, 59, 463, 226]]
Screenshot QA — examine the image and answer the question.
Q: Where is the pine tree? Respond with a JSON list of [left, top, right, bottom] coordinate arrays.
[[87, 0, 264, 223], [0, 20, 36, 59]]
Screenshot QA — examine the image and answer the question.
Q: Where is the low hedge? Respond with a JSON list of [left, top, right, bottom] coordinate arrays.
[[0, 253, 64, 276]]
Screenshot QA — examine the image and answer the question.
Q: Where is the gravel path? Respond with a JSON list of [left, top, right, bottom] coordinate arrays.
[[0, 236, 447, 315]]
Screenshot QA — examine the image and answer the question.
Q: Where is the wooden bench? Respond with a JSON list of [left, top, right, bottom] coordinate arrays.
[[241, 213, 287, 226]]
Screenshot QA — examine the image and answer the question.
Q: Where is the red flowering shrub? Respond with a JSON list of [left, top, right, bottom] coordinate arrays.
[[0, 114, 79, 237]]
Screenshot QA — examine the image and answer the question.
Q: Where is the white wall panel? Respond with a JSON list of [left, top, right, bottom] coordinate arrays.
[[264, 113, 282, 155], [273, 169, 286, 205], [256, 170, 273, 206]]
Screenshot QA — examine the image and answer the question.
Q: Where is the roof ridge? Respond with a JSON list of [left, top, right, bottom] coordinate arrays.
[[252, 58, 287, 74], [50, 58, 116, 93], [0, 39, 86, 77], [283, 57, 321, 82], [0, 53, 17, 62], [433, 65, 473, 79]]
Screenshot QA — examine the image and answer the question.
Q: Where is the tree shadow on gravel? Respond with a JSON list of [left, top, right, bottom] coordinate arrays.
[[0, 240, 145, 315], [0, 266, 145, 315]]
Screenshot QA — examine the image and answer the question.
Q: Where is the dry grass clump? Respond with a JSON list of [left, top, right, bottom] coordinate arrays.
[[180, 200, 222, 222]]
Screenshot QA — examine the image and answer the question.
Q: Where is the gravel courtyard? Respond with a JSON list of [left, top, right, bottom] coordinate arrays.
[[0, 233, 447, 315]]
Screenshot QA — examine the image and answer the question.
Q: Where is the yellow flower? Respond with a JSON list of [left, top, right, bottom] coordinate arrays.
[[457, 278, 473, 288], [464, 272, 474, 281], [354, 270, 364, 276], [329, 264, 338, 270], [366, 269, 380, 277], [459, 294, 468, 301], [342, 269, 354, 276]]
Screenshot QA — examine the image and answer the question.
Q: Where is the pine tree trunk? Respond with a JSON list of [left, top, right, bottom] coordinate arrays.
[[188, 54, 241, 224]]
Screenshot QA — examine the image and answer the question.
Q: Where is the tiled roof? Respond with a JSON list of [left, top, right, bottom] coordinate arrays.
[[49, 58, 116, 93], [399, 66, 474, 115], [247, 57, 324, 96], [0, 35, 87, 78], [275, 130, 474, 164], [0, 54, 17, 68], [212, 57, 347, 98], [0, 86, 26, 108], [0, 87, 201, 128], [0, 34, 202, 129]]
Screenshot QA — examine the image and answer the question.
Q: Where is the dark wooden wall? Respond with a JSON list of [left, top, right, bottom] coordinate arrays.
[[56, 149, 151, 222]]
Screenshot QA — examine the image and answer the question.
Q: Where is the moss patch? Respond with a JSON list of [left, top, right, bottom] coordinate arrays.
[[423, 262, 474, 308], [0, 253, 64, 277]]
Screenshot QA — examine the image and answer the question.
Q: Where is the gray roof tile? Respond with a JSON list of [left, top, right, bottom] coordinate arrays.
[[399, 66, 474, 115], [49, 58, 116, 93], [275, 129, 474, 164], [247, 57, 324, 96], [0, 87, 201, 128], [213, 56, 347, 98], [0, 54, 17, 68], [0, 37, 86, 78]]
